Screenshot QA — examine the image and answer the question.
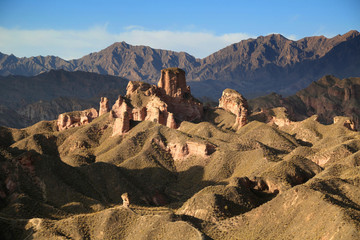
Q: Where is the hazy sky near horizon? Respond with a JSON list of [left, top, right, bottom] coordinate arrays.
[[0, 0, 359, 59]]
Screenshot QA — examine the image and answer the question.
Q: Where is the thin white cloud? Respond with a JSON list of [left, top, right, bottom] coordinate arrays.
[[0, 25, 254, 60], [286, 34, 297, 40]]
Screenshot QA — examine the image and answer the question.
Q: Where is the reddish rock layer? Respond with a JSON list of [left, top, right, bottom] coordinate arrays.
[[126, 67, 203, 123], [57, 108, 98, 131], [158, 68, 190, 97], [167, 141, 216, 161], [56, 68, 202, 135]]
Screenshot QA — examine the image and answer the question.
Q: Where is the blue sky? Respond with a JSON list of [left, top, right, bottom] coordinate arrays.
[[0, 0, 359, 59]]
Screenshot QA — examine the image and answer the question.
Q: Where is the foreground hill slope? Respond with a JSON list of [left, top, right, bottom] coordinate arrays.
[[1, 69, 359, 239], [1, 30, 359, 98]]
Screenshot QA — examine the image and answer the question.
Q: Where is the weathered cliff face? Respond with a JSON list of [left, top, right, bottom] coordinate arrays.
[[132, 107, 147, 121], [144, 97, 168, 125], [99, 97, 110, 116], [112, 96, 131, 119], [57, 108, 98, 131], [152, 137, 216, 163], [294, 76, 360, 126], [158, 68, 203, 122], [158, 68, 190, 97], [126, 67, 203, 123], [218, 89, 249, 129], [126, 81, 157, 97], [166, 112, 177, 129], [112, 110, 130, 136]]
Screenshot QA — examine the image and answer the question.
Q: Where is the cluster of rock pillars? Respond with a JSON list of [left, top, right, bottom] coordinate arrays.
[[56, 67, 249, 134]]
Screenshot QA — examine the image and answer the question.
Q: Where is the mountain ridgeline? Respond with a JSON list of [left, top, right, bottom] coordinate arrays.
[[1, 30, 359, 98]]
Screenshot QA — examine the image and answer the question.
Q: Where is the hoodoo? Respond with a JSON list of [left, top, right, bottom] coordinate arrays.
[[99, 97, 110, 116], [219, 89, 249, 129], [158, 68, 190, 97]]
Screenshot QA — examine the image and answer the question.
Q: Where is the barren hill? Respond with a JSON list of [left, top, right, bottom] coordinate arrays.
[[0, 69, 359, 239]]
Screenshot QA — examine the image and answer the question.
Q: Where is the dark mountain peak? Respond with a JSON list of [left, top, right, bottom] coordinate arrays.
[[316, 74, 339, 86]]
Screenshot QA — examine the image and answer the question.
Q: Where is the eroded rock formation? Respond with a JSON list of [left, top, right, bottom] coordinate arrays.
[[121, 193, 130, 207], [57, 108, 98, 131], [218, 89, 249, 129], [112, 96, 131, 118], [333, 116, 356, 131], [166, 112, 177, 129], [158, 68, 190, 97], [167, 141, 216, 161], [56, 68, 202, 135], [112, 110, 130, 136], [144, 97, 168, 125], [99, 97, 110, 116]]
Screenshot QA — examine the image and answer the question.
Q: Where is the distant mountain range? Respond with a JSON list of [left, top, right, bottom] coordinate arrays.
[[1, 30, 359, 98]]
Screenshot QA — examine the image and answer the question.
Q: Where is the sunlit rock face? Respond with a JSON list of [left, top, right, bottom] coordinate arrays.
[[57, 108, 98, 131], [99, 97, 110, 116], [219, 89, 249, 129]]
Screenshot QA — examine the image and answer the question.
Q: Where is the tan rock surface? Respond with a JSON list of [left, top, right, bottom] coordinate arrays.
[[57, 108, 98, 131], [99, 97, 110, 116], [166, 112, 177, 129], [219, 89, 249, 129], [158, 68, 190, 97], [112, 110, 130, 136]]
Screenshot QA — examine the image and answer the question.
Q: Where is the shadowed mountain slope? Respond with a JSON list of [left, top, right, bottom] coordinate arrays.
[[249, 75, 360, 129], [0, 70, 128, 128]]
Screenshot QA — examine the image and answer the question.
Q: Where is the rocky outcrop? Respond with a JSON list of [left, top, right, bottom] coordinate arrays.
[[126, 81, 157, 97], [333, 116, 356, 131], [99, 97, 110, 116], [132, 107, 147, 121], [158, 68, 203, 122], [125, 67, 203, 127], [158, 68, 190, 97], [57, 108, 98, 131], [121, 193, 130, 207], [144, 97, 168, 125], [112, 110, 130, 136], [112, 96, 131, 118], [166, 112, 177, 129], [167, 141, 216, 161], [218, 89, 249, 129]]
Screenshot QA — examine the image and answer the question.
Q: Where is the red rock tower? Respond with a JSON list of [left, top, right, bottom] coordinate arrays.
[[157, 68, 190, 97]]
